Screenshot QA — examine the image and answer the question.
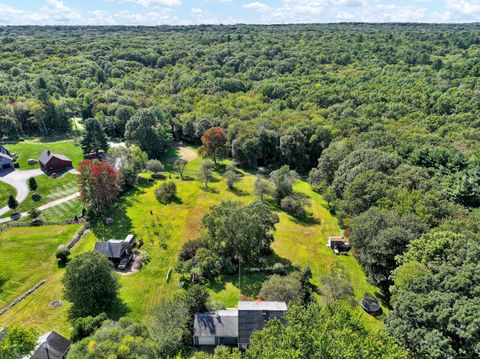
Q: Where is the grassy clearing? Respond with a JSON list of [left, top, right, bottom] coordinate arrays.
[[0, 181, 15, 206], [94, 147, 383, 329], [5, 139, 83, 169], [0, 225, 82, 335], [1, 146, 384, 335]]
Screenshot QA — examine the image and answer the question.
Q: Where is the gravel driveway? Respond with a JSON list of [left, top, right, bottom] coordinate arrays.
[[0, 168, 44, 216]]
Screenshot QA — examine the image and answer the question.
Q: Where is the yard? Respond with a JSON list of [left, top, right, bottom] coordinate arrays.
[[0, 173, 80, 220], [4, 138, 83, 170], [0, 147, 384, 337], [0, 225, 82, 335], [90, 148, 384, 329]]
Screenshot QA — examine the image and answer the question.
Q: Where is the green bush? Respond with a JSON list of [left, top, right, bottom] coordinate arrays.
[[55, 245, 71, 263], [155, 181, 177, 204]]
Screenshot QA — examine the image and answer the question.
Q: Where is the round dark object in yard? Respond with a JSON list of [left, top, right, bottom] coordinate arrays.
[[360, 296, 382, 316], [49, 300, 63, 308]]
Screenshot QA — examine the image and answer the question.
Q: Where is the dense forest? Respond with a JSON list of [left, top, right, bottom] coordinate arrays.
[[1, 24, 480, 358]]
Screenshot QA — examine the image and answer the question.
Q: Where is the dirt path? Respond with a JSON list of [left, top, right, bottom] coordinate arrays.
[[178, 146, 197, 161]]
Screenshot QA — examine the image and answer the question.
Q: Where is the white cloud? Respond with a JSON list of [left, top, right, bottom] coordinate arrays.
[[190, 7, 205, 14], [110, 0, 181, 7], [243, 2, 270, 11], [0, 0, 81, 25]]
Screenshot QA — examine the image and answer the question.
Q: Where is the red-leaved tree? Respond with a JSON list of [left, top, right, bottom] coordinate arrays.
[[78, 160, 119, 214], [199, 127, 228, 164]]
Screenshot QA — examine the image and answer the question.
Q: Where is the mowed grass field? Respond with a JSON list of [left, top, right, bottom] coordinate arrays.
[[0, 146, 384, 336], [0, 225, 82, 335], [92, 148, 383, 329], [4, 138, 83, 170], [0, 181, 15, 206]]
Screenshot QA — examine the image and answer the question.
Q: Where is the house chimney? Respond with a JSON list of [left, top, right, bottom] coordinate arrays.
[[47, 150, 51, 156]]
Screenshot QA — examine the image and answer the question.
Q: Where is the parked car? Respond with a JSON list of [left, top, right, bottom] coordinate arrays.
[[118, 256, 131, 270]]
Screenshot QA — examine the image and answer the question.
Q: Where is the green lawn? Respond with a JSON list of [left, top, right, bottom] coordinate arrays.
[[94, 147, 383, 329], [0, 225, 82, 335], [0, 146, 384, 336], [0, 181, 15, 206], [4, 138, 83, 170], [38, 199, 83, 222], [1, 173, 79, 219]]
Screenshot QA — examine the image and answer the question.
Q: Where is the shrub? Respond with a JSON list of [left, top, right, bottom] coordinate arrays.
[[71, 313, 107, 342], [179, 238, 206, 261], [56, 245, 71, 263], [280, 195, 309, 218], [28, 208, 41, 220], [259, 272, 304, 304], [133, 250, 149, 270], [146, 159, 164, 174], [155, 181, 177, 203], [272, 262, 286, 275]]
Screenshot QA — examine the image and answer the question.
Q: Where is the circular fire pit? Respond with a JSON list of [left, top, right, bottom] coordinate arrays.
[[49, 300, 63, 308]]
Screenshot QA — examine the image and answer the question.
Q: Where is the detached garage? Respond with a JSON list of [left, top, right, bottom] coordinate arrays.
[[39, 150, 73, 172]]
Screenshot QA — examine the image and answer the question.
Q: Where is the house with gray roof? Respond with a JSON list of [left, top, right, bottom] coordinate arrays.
[[94, 234, 136, 265], [30, 331, 70, 359], [193, 301, 287, 349]]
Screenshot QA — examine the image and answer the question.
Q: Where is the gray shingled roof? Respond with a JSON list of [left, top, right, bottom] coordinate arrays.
[[38, 150, 72, 165], [94, 240, 127, 259], [194, 310, 238, 338], [0, 146, 10, 156], [31, 331, 70, 359], [238, 301, 287, 311], [0, 153, 12, 161]]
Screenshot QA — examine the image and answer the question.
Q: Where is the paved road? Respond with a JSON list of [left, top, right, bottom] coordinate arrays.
[[0, 192, 80, 224], [0, 168, 44, 216]]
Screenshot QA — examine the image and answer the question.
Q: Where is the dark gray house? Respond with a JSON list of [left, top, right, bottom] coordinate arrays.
[[94, 234, 135, 265], [237, 301, 287, 349], [30, 331, 71, 359], [194, 301, 287, 349]]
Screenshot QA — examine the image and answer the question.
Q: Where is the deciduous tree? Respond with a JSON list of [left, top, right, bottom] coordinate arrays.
[[63, 251, 120, 318], [78, 160, 118, 214], [199, 127, 227, 164]]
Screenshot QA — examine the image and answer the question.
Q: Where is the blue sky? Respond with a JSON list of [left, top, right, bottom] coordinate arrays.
[[1, 0, 479, 25]]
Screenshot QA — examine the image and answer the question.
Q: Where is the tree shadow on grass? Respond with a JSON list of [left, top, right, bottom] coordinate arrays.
[[90, 201, 133, 241], [208, 272, 270, 301], [228, 187, 249, 197], [106, 297, 130, 321], [291, 214, 321, 227], [200, 186, 219, 194]]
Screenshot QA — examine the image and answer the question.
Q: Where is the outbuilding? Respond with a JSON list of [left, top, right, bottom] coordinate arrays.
[[39, 150, 72, 172]]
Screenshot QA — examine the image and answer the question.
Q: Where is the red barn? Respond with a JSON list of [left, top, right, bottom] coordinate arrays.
[[39, 150, 73, 172]]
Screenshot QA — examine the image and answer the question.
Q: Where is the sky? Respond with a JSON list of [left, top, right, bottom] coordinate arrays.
[[1, 0, 480, 25]]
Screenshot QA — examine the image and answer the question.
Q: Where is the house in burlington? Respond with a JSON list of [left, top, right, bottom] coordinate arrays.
[[39, 150, 73, 172], [94, 234, 136, 266], [327, 236, 352, 254], [194, 300, 287, 350], [0, 329, 70, 359], [30, 331, 71, 359]]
